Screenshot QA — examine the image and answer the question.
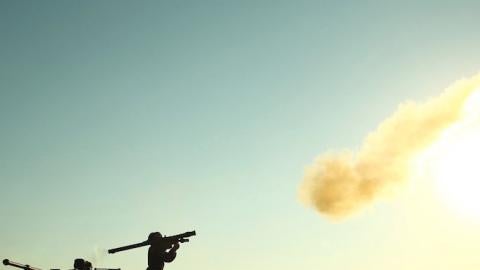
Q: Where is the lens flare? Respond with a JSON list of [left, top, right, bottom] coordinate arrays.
[[427, 89, 480, 220]]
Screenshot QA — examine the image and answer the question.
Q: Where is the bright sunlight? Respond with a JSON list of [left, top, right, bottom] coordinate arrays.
[[427, 90, 480, 220]]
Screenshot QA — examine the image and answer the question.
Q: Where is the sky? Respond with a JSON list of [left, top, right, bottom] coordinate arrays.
[[1, 1, 480, 270]]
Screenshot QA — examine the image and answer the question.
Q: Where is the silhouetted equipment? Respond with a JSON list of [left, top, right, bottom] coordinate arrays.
[[3, 259, 42, 270], [108, 231, 196, 254], [73, 259, 119, 270], [3, 258, 119, 270], [74, 258, 89, 270]]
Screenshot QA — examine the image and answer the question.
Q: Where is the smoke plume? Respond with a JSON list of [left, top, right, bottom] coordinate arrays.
[[88, 245, 107, 265], [300, 74, 480, 219]]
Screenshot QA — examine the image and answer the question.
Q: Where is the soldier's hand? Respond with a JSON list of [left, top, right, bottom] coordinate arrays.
[[172, 243, 180, 250]]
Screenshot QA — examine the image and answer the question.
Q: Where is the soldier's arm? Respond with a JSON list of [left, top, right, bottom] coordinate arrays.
[[163, 243, 180, 263]]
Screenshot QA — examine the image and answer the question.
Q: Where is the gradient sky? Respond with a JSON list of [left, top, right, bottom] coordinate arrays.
[[2, 1, 480, 270]]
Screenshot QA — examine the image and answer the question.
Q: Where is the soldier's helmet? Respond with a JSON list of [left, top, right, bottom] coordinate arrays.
[[148, 232, 163, 241], [74, 259, 85, 270]]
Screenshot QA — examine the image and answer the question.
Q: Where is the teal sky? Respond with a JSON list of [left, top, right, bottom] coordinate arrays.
[[2, 1, 480, 270]]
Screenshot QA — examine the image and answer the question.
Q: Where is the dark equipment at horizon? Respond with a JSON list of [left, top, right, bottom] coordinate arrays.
[[108, 231, 196, 254], [73, 258, 120, 270], [3, 258, 120, 270], [3, 260, 42, 270]]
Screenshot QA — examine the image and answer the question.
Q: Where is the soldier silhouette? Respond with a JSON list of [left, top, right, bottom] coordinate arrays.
[[73, 258, 84, 270], [147, 232, 180, 270], [74, 259, 92, 270], [84, 261, 92, 270]]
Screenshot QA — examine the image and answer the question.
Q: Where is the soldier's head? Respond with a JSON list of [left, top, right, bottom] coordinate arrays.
[[74, 259, 85, 270], [148, 232, 163, 242]]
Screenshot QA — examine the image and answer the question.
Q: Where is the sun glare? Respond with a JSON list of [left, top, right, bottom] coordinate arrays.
[[427, 89, 480, 220]]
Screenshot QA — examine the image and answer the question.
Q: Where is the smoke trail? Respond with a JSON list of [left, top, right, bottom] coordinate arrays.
[[300, 74, 480, 219], [88, 245, 107, 265]]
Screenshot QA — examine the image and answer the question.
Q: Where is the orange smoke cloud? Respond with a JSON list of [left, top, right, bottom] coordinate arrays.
[[300, 74, 480, 219]]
